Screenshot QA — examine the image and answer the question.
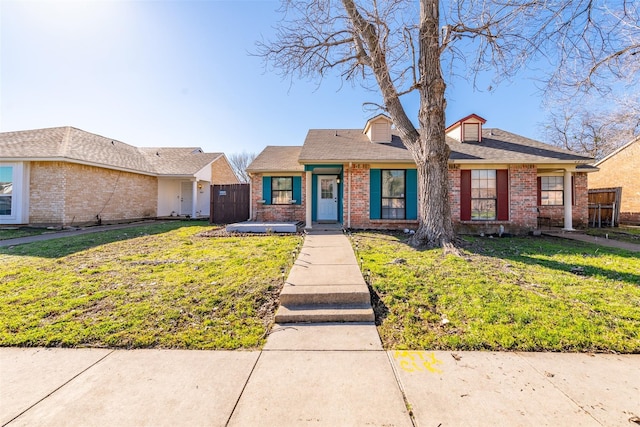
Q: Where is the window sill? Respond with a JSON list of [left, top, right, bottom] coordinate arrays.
[[460, 220, 510, 224], [370, 219, 419, 223]]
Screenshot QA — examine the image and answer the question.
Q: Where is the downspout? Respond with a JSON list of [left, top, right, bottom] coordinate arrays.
[[348, 162, 352, 229], [192, 180, 198, 218], [248, 174, 252, 220]]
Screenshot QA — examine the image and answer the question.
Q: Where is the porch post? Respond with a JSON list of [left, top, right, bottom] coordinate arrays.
[[563, 170, 574, 231], [305, 171, 313, 229], [192, 181, 198, 218]]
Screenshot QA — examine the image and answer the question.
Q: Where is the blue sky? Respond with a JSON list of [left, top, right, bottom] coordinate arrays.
[[1, 0, 547, 155]]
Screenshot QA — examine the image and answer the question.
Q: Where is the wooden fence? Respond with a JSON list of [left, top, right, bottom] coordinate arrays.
[[588, 187, 622, 227], [210, 184, 250, 224]]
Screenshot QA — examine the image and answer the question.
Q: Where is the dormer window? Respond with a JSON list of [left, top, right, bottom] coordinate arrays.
[[446, 114, 487, 143], [363, 114, 393, 143]]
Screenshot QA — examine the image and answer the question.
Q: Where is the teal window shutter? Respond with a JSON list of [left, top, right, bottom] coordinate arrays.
[[292, 176, 302, 205], [370, 169, 381, 219], [262, 176, 272, 205], [406, 169, 417, 220]]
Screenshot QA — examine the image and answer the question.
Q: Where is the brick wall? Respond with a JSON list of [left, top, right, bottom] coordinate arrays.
[[344, 164, 370, 228], [589, 140, 640, 224], [211, 157, 240, 184], [29, 161, 157, 227], [29, 161, 66, 224], [508, 164, 538, 229], [251, 173, 306, 222]]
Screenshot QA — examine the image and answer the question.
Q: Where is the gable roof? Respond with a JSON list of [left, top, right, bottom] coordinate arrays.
[[138, 147, 223, 176], [0, 126, 224, 176], [445, 113, 487, 132], [363, 114, 393, 134], [247, 146, 304, 172], [299, 127, 593, 164], [594, 135, 640, 166]]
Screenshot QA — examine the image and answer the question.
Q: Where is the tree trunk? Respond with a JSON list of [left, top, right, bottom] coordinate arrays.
[[407, 0, 455, 249]]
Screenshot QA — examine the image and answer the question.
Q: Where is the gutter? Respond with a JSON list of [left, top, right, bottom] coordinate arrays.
[[348, 162, 352, 229]]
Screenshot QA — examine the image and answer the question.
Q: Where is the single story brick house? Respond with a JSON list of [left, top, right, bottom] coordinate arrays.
[[588, 136, 640, 225], [0, 126, 239, 226], [247, 114, 596, 234]]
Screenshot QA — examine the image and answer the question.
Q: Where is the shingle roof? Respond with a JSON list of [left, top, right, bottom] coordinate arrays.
[[247, 146, 304, 172], [138, 147, 223, 175], [299, 128, 593, 164], [449, 129, 593, 163], [0, 126, 223, 176]]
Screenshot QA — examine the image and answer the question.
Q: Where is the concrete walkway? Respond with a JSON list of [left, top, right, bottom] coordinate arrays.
[[2, 230, 639, 426], [544, 229, 640, 252]]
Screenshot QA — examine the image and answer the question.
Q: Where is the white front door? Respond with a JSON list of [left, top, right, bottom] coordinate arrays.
[[180, 182, 193, 216], [317, 176, 338, 222]]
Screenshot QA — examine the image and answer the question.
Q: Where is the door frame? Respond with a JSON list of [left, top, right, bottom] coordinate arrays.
[[316, 175, 338, 222]]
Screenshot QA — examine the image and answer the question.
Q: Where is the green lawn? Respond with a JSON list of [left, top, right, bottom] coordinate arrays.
[[0, 227, 50, 241], [0, 222, 299, 349], [353, 232, 640, 353]]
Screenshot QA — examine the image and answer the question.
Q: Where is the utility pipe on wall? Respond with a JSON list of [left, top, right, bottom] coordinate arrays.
[[348, 162, 352, 229]]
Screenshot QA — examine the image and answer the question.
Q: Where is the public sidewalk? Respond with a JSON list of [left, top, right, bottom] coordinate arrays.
[[1, 230, 639, 426]]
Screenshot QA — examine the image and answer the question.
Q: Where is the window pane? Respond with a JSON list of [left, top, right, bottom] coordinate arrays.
[[272, 190, 292, 204], [382, 170, 405, 198], [382, 198, 405, 219], [472, 199, 496, 220], [320, 179, 334, 199], [0, 166, 13, 216], [541, 190, 563, 206], [542, 176, 563, 191], [272, 177, 292, 191]]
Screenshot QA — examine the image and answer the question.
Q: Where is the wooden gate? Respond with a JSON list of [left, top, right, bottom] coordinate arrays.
[[210, 184, 250, 224], [588, 187, 622, 227]]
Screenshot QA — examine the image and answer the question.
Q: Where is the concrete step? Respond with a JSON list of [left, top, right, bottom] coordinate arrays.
[[274, 304, 375, 323], [279, 284, 371, 306]]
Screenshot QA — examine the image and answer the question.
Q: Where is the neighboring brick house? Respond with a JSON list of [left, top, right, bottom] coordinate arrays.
[[588, 136, 640, 225], [247, 114, 595, 234], [0, 126, 238, 226]]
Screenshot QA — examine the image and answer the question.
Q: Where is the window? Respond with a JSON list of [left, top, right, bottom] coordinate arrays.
[[540, 176, 564, 206], [0, 166, 13, 216], [271, 177, 293, 204], [471, 170, 496, 220], [381, 170, 405, 219]]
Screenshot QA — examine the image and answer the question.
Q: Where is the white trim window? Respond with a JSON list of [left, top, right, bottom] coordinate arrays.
[[540, 176, 564, 206], [0, 165, 14, 217]]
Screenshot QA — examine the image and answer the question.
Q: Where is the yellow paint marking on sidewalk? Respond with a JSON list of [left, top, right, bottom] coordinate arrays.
[[393, 350, 443, 374]]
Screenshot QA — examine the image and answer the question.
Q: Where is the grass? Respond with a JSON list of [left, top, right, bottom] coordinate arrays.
[[353, 232, 640, 353], [0, 221, 300, 349], [0, 227, 50, 241]]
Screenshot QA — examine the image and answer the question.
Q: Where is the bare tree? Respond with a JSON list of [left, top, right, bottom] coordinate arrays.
[[542, 96, 640, 160], [228, 152, 256, 183], [257, 0, 640, 249]]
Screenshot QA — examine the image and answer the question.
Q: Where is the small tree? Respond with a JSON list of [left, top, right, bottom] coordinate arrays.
[[258, 0, 640, 249], [228, 152, 256, 183]]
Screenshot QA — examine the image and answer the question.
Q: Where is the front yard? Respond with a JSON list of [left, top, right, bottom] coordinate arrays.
[[1, 222, 638, 353], [353, 232, 640, 353], [0, 222, 299, 349]]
